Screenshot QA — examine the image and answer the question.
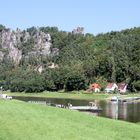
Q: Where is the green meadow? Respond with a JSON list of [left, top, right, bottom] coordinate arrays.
[[0, 99, 140, 140]]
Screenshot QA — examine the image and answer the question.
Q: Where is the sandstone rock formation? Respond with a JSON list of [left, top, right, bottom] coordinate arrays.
[[0, 27, 58, 64]]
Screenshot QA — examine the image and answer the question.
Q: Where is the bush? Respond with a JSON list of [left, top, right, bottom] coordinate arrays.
[[45, 79, 57, 91], [132, 80, 140, 91], [10, 70, 45, 93], [65, 73, 86, 91], [95, 76, 108, 91]]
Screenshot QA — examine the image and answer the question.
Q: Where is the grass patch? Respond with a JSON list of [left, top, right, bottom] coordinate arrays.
[[6, 91, 113, 100], [0, 99, 140, 140], [6, 91, 140, 101]]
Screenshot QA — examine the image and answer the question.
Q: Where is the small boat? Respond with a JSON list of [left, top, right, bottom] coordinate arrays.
[[68, 102, 102, 111], [111, 96, 118, 101], [0, 94, 12, 100]]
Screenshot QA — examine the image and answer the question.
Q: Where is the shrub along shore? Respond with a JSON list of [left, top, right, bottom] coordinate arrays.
[[0, 99, 140, 140]]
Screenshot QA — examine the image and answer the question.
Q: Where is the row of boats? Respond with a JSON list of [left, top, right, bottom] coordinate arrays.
[[28, 100, 102, 112]]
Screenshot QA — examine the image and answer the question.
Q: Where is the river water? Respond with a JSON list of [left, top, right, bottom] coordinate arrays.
[[12, 96, 140, 123]]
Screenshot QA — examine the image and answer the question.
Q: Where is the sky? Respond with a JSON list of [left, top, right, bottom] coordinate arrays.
[[0, 0, 140, 35]]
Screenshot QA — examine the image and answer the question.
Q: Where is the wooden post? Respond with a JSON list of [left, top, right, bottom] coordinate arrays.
[[115, 90, 119, 120]]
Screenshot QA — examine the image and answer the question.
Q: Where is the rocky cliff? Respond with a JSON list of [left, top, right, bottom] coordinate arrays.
[[0, 27, 57, 64]]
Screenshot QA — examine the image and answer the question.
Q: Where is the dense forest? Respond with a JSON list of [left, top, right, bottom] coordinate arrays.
[[0, 24, 140, 93]]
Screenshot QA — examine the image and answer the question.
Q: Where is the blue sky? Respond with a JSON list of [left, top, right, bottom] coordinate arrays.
[[0, 0, 140, 35]]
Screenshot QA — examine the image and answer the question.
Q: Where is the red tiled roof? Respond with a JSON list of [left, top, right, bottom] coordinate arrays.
[[91, 83, 101, 89]]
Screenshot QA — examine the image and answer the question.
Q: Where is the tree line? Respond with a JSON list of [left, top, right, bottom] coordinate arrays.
[[0, 25, 140, 92]]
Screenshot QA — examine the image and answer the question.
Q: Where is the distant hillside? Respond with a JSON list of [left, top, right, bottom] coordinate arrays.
[[0, 25, 140, 92]]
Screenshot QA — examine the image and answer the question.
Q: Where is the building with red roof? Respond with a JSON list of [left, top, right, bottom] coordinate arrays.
[[91, 83, 101, 92], [117, 83, 127, 93], [105, 83, 118, 93]]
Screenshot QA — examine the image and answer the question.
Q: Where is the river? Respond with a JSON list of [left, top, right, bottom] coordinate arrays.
[[12, 96, 140, 123]]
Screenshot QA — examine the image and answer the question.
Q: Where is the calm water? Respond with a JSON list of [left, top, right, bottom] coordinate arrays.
[[13, 96, 140, 123]]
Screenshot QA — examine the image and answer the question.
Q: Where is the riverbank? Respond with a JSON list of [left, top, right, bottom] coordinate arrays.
[[6, 91, 140, 100], [0, 99, 140, 140], [6, 91, 112, 100]]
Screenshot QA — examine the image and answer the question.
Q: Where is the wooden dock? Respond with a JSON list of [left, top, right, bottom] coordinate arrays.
[[111, 96, 140, 102], [28, 101, 102, 111], [28, 101, 66, 108], [119, 97, 140, 102], [68, 102, 102, 111], [28, 101, 47, 105], [68, 106, 102, 111]]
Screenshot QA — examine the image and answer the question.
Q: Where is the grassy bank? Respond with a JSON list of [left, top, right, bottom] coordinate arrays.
[[0, 99, 140, 140], [6, 91, 140, 100], [6, 91, 112, 100]]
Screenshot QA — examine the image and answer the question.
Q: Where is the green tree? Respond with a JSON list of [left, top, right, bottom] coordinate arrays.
[[0, 24, 5, 32], [65, 72, 86, 91]]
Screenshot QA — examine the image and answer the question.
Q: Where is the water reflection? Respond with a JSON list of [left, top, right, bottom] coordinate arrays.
[[98, 100, 140, 123], [13, 96, 140, 123]]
